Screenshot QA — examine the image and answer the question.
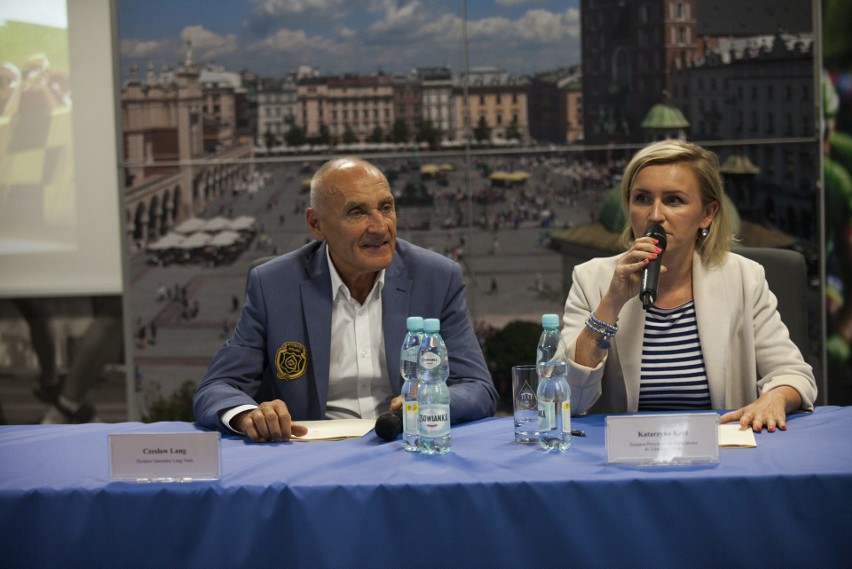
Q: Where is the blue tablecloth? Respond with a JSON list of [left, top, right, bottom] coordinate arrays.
[[2, 407, 851, 568]]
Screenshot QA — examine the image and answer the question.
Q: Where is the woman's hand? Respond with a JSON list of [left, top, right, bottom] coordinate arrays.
[[719, 386, 802, 432], [602, 236, 664, 312], [574, 236, 662, 367]]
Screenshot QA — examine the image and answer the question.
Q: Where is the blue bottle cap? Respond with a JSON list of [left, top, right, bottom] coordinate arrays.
[[541, 313, 560, 329], [406, 316, 424, 331], [423, 318, 440, 333]]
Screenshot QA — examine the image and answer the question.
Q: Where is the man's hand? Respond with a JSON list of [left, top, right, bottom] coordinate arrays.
[[231, 399, 308, 442]]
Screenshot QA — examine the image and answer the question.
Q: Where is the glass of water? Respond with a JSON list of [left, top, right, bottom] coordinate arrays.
[[511, 364, 540, 443]]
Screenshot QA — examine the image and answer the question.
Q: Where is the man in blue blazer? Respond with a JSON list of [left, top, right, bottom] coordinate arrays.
[[193, 157, 498, 441]]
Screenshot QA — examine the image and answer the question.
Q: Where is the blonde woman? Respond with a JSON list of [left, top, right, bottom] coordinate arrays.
[[561, 140, 816, 432]]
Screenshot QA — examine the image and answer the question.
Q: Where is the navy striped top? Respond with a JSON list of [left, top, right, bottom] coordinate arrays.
[[638, 300, 711, 411]]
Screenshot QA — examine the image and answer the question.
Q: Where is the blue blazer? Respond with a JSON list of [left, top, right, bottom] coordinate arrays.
[[193, 238, 498, 431]]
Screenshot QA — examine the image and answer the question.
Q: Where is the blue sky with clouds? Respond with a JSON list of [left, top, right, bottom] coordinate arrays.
[[117, 0, 581, 78]]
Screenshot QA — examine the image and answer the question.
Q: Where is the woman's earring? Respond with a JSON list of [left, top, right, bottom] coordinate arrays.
[[700, 227, 709, 238]]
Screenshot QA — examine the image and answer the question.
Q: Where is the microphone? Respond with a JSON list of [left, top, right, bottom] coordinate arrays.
[[374, 410, 403, 441], [639, 223, 667, 310]]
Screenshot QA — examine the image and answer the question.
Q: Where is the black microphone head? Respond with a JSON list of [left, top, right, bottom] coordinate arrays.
[[643, 223, 667, 251], [375, 411, 403, 441]]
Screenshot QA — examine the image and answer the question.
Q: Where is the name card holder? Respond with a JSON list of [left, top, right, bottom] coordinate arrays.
[[109, 432, 221, 482], [606, 413, 719, 466]]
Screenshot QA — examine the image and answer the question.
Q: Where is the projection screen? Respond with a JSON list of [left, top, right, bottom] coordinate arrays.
[[0, 0, 124, 297]]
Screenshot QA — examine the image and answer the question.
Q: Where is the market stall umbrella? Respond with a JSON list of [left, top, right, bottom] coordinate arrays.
[[420, 164, 440, 176], [147, 232, 185, 251], [489, 170, 530, 186], [228, 215, 257, 232], [203, 216, 230, 232], [208, 230, 241, 247], [173, 217, 206, 234], [177, 231, 212, 249]]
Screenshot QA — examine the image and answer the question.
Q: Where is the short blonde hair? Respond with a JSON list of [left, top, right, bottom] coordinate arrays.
[[620, 139, 732, 265]]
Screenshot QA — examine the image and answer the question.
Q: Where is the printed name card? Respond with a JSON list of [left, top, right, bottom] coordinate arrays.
[[605, 413, 720, 465], [109, 432, 221, 482]]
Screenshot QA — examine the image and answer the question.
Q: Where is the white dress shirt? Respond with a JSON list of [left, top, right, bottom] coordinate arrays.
[[324, 247, 392, 419]]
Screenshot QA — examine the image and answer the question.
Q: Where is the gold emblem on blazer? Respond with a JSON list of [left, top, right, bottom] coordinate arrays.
[[275, 342, 307, 380]]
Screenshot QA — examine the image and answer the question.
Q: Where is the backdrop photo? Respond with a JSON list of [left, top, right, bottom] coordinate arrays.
[[0, 1, 838, 425], [0, 296, 126, 424]]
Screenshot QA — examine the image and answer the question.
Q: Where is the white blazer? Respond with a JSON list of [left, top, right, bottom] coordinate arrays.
[[561, 251, 817, 415]]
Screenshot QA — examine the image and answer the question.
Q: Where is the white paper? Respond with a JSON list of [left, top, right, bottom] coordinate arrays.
[[718, 423, 757, 448], [291, 419, 376, 441]]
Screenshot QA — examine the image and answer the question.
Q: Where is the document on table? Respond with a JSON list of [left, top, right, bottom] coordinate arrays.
[[291, 419, 376, 441], [718, 423, 757, 448]]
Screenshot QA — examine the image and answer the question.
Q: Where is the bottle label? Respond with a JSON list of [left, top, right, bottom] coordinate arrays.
[[420, 352, 441, 370], [403, 402, 419, 433], [561, 400, 571, 432], [538, 401, 555, 431], [418, 404, 450, 436]]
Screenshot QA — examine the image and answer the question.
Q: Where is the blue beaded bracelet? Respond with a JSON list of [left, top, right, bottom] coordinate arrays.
[[584, 313, 618, 349]]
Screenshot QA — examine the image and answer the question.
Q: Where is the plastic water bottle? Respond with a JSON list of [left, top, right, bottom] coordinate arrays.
[[417, 318, 451, 454], [536, 314, 571, 452], [400, 316, 424, 452]]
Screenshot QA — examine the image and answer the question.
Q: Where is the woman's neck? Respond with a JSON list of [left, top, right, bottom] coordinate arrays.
[[655, 249, 694, 308]]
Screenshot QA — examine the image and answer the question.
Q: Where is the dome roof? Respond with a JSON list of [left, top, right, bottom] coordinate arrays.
[[641, 103, 689, 129], [720, 154, 760, 174]]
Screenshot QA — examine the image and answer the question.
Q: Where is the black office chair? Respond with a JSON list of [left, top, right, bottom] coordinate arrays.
[[733, 246, 809, 356]]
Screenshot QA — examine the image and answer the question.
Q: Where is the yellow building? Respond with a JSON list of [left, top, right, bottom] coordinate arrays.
[[453, 68, 529, 144]]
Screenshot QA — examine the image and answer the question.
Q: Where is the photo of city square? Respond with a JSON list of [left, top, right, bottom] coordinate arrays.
[[3, 0, 844, 424]]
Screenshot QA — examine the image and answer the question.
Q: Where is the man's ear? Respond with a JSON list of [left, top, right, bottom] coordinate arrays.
[[305, 208, 324, 241]]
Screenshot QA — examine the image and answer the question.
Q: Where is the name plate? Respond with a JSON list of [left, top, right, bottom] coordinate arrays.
[[606, 413, 719, 465], [109, 432, 221, 482]]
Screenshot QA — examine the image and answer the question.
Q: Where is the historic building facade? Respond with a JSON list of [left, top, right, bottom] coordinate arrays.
[[453, 67, 530, 143], [580, 0, 701, 144], [670, 32, 817, 240], [296, 73, 395, 144], [257, 75, 298, 148], [415, 67, 455, 142], [527, 66, 583, 145], [120, 47, 252, 248]]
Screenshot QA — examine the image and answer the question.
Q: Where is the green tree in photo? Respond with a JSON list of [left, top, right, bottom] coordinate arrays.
[[474, 115, 491, 142], [392, 118, 410, 143]]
